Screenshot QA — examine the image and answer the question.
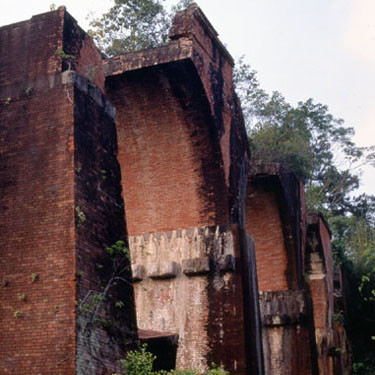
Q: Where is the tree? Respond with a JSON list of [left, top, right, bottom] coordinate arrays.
[[234, 58, 375, 214], [89, 0, 193, 56]]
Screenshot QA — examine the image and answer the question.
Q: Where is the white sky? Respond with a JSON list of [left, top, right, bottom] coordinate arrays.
[[1, 0, 374, 195]]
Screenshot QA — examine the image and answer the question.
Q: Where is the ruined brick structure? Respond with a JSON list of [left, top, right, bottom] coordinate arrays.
[[0, 8, 137, 374], [246, 164, 319, 375], [0, 4, 350, 375], [306, 213, 351, 374]]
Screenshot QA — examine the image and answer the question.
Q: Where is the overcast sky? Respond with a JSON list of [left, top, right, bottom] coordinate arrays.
[[1, 0, 374, 194]]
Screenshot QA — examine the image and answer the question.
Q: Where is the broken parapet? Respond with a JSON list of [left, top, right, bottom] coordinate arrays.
[[246, 164, 318, 375], [0, 8, 137, 374]]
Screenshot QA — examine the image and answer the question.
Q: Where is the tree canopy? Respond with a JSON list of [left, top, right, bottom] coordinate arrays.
[[89, 0, 193, 56]]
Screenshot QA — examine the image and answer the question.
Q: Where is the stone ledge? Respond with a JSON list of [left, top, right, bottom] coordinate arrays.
[[218, 254, 235, 272], [182, 257, 210, 276], [260, 290, 307, 326], [132, 264, 145, 282], [149, 261, 179, 279]]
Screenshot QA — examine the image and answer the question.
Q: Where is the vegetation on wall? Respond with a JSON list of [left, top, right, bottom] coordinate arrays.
[[114, 344, 229, 375]]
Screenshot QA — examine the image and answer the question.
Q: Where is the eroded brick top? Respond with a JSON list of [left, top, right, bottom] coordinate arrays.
[[0, 6, 105, 91]]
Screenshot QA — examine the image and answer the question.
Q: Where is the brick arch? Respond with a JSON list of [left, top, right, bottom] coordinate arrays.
[[106, 60, 229, 235], [245, 175, 290, 291], [245, 165, 304, 291]]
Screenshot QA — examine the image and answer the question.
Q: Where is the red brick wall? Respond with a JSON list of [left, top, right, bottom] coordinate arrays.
[[310, 278, 329, 329], [170, 5, 250, 223], [106, 62, 229, 235], [0, 8, 64, 87], [73, 82, 137, 374], [245, 184, 289, 291], [0, 9, 137, 373], [62, 11, 105, 91], [0, 82, 76, 373]]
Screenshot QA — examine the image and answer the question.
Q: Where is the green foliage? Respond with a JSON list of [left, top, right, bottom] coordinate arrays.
[[333, 311, 345, 325], [30, 273, 38, 283], [17, 293, 26, 302], [206, 363, 229, 375], [106, 240, 130, 260], [234, 58, 374, 214], [75, 206, 86, 226], [13, 311, 22, 319], [55, 49, 76, 70], [120, 344, 156, 375], [117, 345, 228, 375], [88, 0, 193, 56], [55, 49, 76, 61], [24, 87, 33, 95], [89, 0, 169, 56], [115, 300, 125, 309]]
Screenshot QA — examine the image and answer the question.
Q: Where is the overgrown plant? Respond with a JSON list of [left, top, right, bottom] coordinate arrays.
[[76, 240, 131, 324], [55, 49, 76, 70], [88, 0, 193, 56], [115, 344, 229, 375]]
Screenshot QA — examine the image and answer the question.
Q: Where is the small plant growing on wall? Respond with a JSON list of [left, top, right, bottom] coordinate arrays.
[[55, 49, 76, 70], [24, 87, 33, 95], [17, 293, 27, 302], [31, 273, 38, 283], [13, 311, 22, 319], [114, 345, 230, 375], [76, 240, 131, 325], [75, 206, 86, 227]]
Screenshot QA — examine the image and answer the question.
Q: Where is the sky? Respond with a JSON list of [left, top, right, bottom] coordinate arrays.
[[1, 0, 374, 194]]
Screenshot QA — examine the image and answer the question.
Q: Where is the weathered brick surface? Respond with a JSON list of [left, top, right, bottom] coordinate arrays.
[[246, 164, 307, 291], [104, 4, 250, 228], [1, 5, 351, 375], [106, 61, 229, 235], [246, 165, 318, 375], [305, 213, 353, 375], [259, 291, 316, 375], [62, 12, 105, 91], [262, 324, 313, 375], [170, 5, 249, 211], [129, 224, 248, 374], [104, 6, 264, 375], [246, 183, 289, 291], [72, 73, 137, 374], [0, 77, 76, 373], [0, 10, 137, 374], [0, 8, 64, 87]]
